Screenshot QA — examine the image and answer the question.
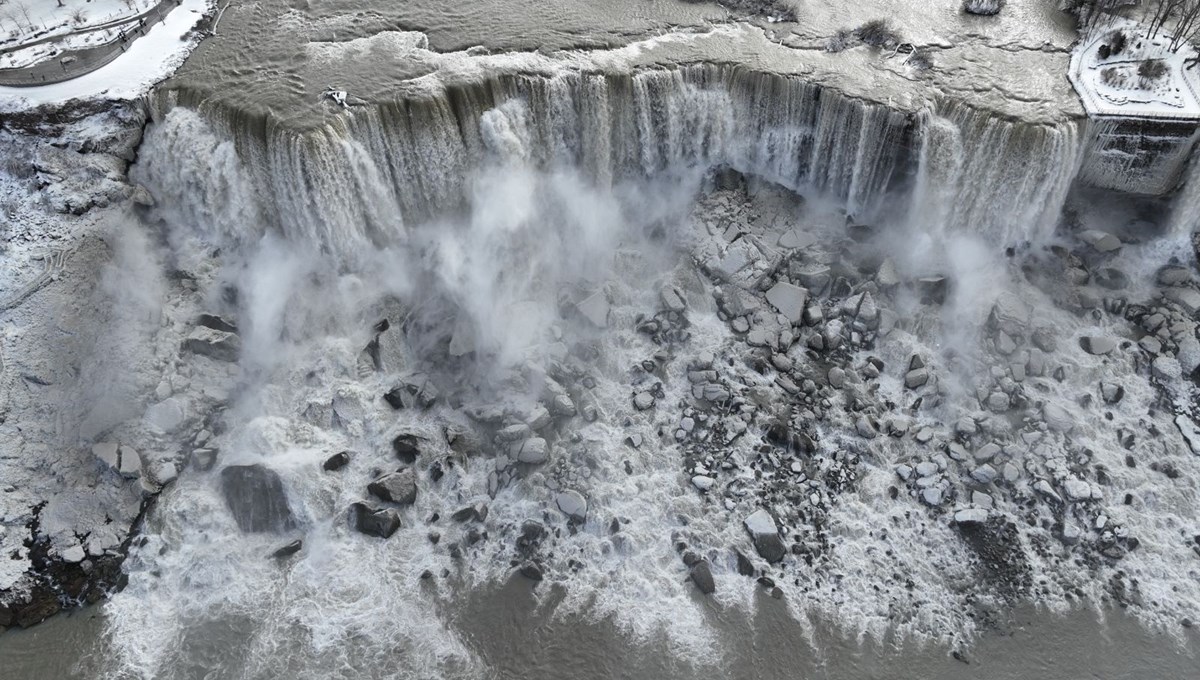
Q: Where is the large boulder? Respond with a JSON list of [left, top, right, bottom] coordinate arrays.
[[220, 465, 295, 533], [182, 326, 241, 362], [368, 468, 418, 505], [555, 490, 587, 523], [690, 560, 716, 595], [1079, 336, 1118, 355], [765, 281, 809, 324], [963, 0, 1001, 15], [743, 509, 786, 563], [350, 502, 401, 539], [392, 434, 422, 463]]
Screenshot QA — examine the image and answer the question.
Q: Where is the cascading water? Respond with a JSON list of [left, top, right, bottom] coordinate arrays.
[[143, 66, 915, 256], [907, 103, 1085, 247], [85, 58, 1200, 680]]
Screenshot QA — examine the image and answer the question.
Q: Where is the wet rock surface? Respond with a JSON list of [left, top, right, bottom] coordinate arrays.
[[219, 465, 296, 534]]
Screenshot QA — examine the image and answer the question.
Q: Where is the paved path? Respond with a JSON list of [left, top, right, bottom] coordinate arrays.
[[0, 0, 181, 87]]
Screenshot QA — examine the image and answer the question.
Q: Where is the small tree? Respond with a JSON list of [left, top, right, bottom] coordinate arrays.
[[70, 8, 85, 25]]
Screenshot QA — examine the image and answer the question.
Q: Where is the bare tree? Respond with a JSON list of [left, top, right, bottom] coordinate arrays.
[[1169, 0, 1200, 50], [13, 0, 31, 28], [70, 8, 86, 25]]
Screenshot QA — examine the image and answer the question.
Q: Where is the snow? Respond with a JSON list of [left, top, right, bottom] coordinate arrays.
[[1, 25, 128, 69], [1069, 18, 1200, 120], [0, 0, 210, 111], [0, 0, 155, 49]]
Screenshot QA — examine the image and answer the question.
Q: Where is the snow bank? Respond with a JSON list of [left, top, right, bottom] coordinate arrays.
[[0, 0, 211, 112]]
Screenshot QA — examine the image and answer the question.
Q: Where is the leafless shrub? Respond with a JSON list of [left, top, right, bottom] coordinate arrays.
[[909, 50, 934, 71], [1138, 58, 1169, 81], [1099, 66, 1128, 88], [825, 28, 853, 53], [853, 19, 900, 49]]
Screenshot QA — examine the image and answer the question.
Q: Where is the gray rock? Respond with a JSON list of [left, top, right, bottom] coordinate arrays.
[[1152, 356, 1182, 381], [515, 438, 549, 464], [93, 441, 120, 471], [690, 560, 716, 595], [182, 326, 241, 362], [660, 285, 687, 312], [549, 394, 577, 417], [877, 257, 900, 287], [1031, 327, 1057, 353], [915, 461, 938, 477], [971, 464, 998, 485], [963, 0, 1001, 15], [691, 475, 715, 491], [220, 465, 296, 533], [1043, 402, 1073, 432], [827, 367, 846, 389], [1157, 266, 1191, 286], [633, 392, 656, 411], [855, 415, 877, 439], [1002, 462, 1020, 482], [743, 509, 786, 563], [778, 228, 817, 250], [765, 281, 809, 324], [1165, 286, 1200, 314], [1176, 414, 1200, 455], [118, 446, 143, 478], [60, 545, 87, 563], [497, 423, 532, 443], [556, 490, 588, 523], [351, 502, 401, 539], [272, 540, 303, 559], [323, 451, 351, 471], [995, 330, 1017, 355], [905, 367, 929, 389], [576, 290, 610, 327], [368, 468, 418, 505], [991, 293, 1031, 335], [1100, 382, 1124, 404], [953, 508, 989, 525], [1093, 268, 1129, 290], [986, 391, 1010, 412], [1063, 478, 1091, 502], [1034, 479, 1062, 504], [1078, 229, 1121, 253], [974, 443, 1000, 463], [1079, 336, 1117, 355], [921, 487, 944, 506], [524, 405, 552, 430]]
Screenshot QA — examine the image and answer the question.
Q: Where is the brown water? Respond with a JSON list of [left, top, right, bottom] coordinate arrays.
[[3, 584, 1197, 679]]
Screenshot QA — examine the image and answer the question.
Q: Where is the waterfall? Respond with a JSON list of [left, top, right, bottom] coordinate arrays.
[[907, 103, 1085, 246], [142, 66, 915, 257]]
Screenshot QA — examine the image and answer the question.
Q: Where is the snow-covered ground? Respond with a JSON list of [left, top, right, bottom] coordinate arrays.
[[1, 24, 130, 69], [1070, 17, 1200, 119], [0, 0, 155, 50], [0, 0, 211, 110]]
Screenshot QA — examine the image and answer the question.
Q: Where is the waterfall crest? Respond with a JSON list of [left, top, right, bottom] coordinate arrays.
[[142, 66, 1107, 253]]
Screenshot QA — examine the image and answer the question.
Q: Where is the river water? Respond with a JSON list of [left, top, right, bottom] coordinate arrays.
[[2, 586, 1197, 679]]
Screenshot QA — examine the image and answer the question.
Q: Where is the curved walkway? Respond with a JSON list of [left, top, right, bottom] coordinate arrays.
[[0, 0, 182, 87]]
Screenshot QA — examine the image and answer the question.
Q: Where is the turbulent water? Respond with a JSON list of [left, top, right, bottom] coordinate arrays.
[[11, 32, 1200, 679]]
